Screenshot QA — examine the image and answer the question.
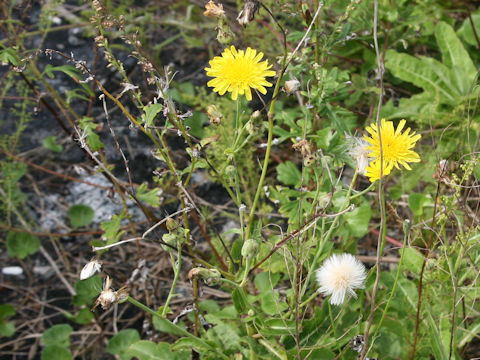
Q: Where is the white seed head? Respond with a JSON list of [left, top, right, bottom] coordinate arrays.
[[284, 79, 300, 94], [80, 259, 102, 280], [316, 253, 366, 305], [349, 137, 370, 175]]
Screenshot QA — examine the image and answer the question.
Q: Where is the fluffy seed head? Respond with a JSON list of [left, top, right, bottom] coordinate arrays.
[[316, 253, 367, 305]]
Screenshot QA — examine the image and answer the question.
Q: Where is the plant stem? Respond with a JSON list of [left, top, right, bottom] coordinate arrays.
[[161, 243, 183, 317]]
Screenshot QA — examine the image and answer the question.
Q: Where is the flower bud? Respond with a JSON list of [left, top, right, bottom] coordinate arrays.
[[189, 267, 221, 286], [241, 239, 259, 259]]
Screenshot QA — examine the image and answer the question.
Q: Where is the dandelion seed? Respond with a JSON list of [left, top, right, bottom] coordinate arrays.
[[348, 137, 370, 175], [316, 253, 366, 306], [205, 46, 276, 101], [364, 119, 421, 171]]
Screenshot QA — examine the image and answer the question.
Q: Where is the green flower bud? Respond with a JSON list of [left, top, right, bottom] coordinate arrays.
[[241, 238, 259, 259]]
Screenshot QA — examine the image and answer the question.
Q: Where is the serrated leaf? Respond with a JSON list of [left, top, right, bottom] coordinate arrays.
[[42, 324, 73, 347], [42, 135, 63, 153], [107, 329, 140, 360], [277, 161, 302, 187], [385, 50, 457, 103], [68, 204, 94, 228], [6, 231, 40, 259], [142, 103, 163, 127], [435, 21, 476, 94], [136, 183, 160, 207]]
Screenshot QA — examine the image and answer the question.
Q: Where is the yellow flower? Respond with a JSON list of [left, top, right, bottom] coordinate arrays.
[[205, 46, 276, 101], [364, 159, 394, 183], [364, 119, 421, 170]]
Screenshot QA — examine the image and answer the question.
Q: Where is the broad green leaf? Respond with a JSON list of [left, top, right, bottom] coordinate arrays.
[[254, 272, 280, 292], [136, 183, 160, 207], [6, 231, 40, 259], [42, 324, 73, 347], [151, 314, 191, 338], [458, 13, 480, 46], [171, 337, 211, 352], [185, 112, 207, 138], [435, 21, 476, 94], [158, 342, 190, 360], [399, 247, 423, 275], [101, 211, 125, 243], [72, 275, 102, 306], [68, 204, 94, 228], [408, 192, 430, 216], [232, 288, 249, 313], [42, 135, 63, 153], [385, 50, 456, 103], [107, 329, 140, 360], [41, 345, 72, 360], [343, 201, 372, 237], [208, 323, 240, 351], [128, 340, 161, 360], [141, 103, 163, 127], [260, 290, 287, 316], [0, 305, 15, 321], [277, 161, 302, 187], [0, 322, 15, 337]]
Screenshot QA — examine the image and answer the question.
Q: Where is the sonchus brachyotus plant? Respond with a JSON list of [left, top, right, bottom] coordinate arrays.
[[362, 119, 421, 182], [205, 46, 276, 101]]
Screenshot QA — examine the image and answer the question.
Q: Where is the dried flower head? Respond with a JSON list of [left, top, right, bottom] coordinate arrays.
[[237, 0, 260, 26], [205, 46, 276, 101], [284, 79, 300, 94], [316, 253, 366, 305], [204, 0, 225, 18], [80, 259, 102, 280], [94, 276, 128, 310], [364, 119, 421, 171]]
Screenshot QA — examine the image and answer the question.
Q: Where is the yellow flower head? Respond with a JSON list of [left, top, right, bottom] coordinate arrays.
[[364, 119, 421, 170], [364, 159, 394, 182], [205, 46, 276, 101]]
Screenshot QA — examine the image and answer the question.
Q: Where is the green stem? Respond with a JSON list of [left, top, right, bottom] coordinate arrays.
[[161, 243, 183, 316], [367, 221, 409, 355], [239, 257, 252, 287], [299, 170, 359, 300]]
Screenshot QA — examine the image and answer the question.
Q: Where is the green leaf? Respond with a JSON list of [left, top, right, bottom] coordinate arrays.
[[128, 340, 162, 360], [399, 247, 424, 276], [136, 183, 160, 207], [42, 135, 63, 153], [0, 305, 15, 321], [184, 112, 207, 138], [385, 50, 457, 103], [72, 275, 102, 306], [343, 201, 372, 237], [0, 322, 15, 337], [260, 290, 288, 316], [43, 64, 81, 80], [42, 324, 73, 347], [232, 288, 249, 313], [63, 307, 94, 325], [68, 204, 95, 228], [107, 329, 140, 360], [6, 231, 40, 259], [254, 272, 280, 292], [277, 161, 302, 187], [141, 103, 163, 127], [408, 193, 430, 216], [427, 313, 448, 360], [171, 337, 211, 353], [458, 13, 480, 46], [151, 314, 190, 337], [0, 47, 20, 66], [41, 345, 73, 360], [78, 117, 104, 151], [435, 21, 476, 94], [260, 318, 296, 336]]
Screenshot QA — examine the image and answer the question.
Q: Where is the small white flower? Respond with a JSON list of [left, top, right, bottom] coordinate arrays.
[[80, 259, 102, 280], [316, 253, 366, 305]]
